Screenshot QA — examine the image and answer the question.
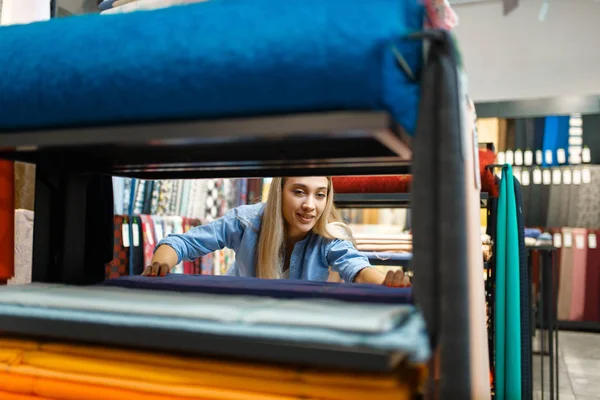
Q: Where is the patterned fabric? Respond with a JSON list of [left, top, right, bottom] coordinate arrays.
[[8, 209, 34, 285], [205, 179, 220, 222], [139, 215, 157, 267], [105, 216, 129, 279], [157, 179, 172, 216], [14, 162, 35, 211], [150, 180, 161, 215], [574, 166, 600, 229], [112, 177, 125, 215]]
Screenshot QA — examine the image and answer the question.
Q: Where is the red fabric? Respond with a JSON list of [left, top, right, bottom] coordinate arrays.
[[332, 149, 499, 197], [0, 160, 15, 281]]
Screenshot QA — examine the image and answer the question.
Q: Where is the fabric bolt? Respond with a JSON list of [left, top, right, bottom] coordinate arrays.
[[0, 160, 15, 281], [140, 215, 157, 267], [105, 216, 129, 279], [569, 228, 588, 321], [543, 116, 569, 167], [534, 118, 545, 152], [0, 0, 425, 137], [123, 178, 132, 215], [0, 339, 418, 400], [8, 209, 34, 286], [513, 177, 532, 400], [584, 229, 600, 322], [0, 303, 430, 366], [112, 177, 125, 215], [14, 162, 35, 212], [142, 181, 154, 215], [103, 273, 412, 305], [494, 164, 522, 400], [150, 180, 161, 215], [567, 170, 583, 227], [545, 182, 562, 229], [514, 119, 527, 150], [133, 181, 146, 215], [131, 217, 145, 275], [557, 228, 575, 320], [558, 178, 571, 228], [538, 182, 551, 228], [574, 166, 600, 229]]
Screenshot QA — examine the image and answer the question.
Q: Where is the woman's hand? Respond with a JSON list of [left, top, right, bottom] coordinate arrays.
[[142, 262, 171, 277], [142, 245, 178, 277], [383, 269, 411, 287]]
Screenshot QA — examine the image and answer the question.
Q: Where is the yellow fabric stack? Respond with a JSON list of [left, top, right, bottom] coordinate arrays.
[[0, 337, 424, 400]]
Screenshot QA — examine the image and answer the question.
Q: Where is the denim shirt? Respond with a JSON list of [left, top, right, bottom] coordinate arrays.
[[158, 203, 371, 282]]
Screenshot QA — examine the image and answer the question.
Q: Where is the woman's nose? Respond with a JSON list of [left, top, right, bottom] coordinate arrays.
[[302, 199, 315, 210]]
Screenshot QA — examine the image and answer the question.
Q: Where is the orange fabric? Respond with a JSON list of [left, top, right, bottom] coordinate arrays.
[[0, 390, 53, 400], [0, 160, 15, 281], [19, 351, 405, 400], [0, 339, 419, 400], [39, 342, 399, 389]]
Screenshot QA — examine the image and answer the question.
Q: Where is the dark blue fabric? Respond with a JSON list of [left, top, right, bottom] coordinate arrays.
[[0, 0, 424, 135], [103, 274, 413, 304]]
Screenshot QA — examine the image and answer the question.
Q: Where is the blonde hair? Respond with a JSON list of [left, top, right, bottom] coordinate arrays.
[[256, 177, 355, 279]]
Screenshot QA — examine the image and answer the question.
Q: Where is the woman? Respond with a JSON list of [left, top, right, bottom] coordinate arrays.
[[144, 176, 409, 286]]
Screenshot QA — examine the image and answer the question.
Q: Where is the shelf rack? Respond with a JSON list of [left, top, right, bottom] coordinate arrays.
[[0, 28, 486, 398]]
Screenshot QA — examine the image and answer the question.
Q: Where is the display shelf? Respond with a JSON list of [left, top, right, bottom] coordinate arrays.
[[0, 111, 411, 179], [335, 192, 489, 208]]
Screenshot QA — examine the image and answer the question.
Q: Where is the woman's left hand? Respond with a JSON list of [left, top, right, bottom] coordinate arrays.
[[383, 270, 411, 287]]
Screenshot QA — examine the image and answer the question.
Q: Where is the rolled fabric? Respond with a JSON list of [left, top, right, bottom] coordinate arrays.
[[0, 161, 15, 282]]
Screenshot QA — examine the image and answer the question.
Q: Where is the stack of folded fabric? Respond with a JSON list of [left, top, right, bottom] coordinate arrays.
[[354, 233, 413, 253], [332, 149, 500, 197], [0, 336, 421, 400], [0, 278, 429, 399]]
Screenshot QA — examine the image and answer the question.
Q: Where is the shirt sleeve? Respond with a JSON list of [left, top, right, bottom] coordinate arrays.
[[156, 207, 245, 264], [325, 239, 371, 283]]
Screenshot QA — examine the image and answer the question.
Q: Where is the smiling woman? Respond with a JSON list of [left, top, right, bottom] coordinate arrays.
[[144, 176, 409, 286]]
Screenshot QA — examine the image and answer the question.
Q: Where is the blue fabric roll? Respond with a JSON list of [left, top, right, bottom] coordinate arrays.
[[543, 116, 570, 166], [0, 0, 424, 134]]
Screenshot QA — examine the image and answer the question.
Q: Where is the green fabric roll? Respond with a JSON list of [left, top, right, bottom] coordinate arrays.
[[495, 164, 522, 399]]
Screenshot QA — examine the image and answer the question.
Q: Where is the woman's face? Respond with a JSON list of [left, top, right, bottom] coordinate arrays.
[[281, 176, 329, 240]]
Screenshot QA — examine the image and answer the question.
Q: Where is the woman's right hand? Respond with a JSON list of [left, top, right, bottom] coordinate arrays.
[[142, 262, 171, 277]]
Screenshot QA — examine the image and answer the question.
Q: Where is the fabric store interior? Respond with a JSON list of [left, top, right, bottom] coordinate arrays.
[[0, 0, 599, 399]]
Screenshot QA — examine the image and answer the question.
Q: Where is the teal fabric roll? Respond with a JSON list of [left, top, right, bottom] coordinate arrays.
[[495, 164, 522, 399]]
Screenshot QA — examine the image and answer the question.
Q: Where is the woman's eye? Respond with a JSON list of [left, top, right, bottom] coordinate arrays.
[[316, 193, 326, 199], [294, 190, 305, 195]]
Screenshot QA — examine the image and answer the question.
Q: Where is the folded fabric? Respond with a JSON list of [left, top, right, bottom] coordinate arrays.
[[524, 228, 542, 239], [0, 338, 419, 400], [0, 302, 430, 364], [0, 391, 52, 400], [0, 284, 410, 334], [0, 0, 423, 135], [331, 149, 500, 196], [102, 274, 412, 304], [114, 0, 138, 6]]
